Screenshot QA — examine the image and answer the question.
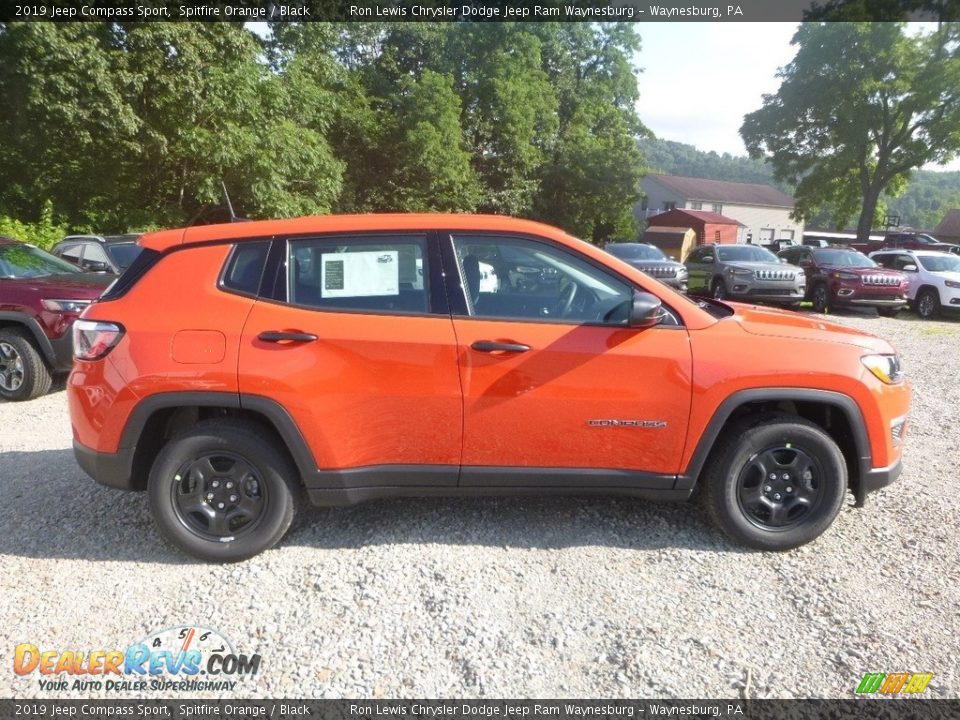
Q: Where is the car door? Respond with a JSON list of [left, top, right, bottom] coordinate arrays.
[[444, 233, 692, 489], [238, 233, 463, 488]]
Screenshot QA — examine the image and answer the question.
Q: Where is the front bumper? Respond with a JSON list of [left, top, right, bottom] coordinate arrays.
[[855, 455, 902, 507], [73, 439, 136, 491], [729, 283, 806, 303]]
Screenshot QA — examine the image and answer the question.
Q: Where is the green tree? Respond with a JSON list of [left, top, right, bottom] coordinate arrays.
[[385, 71, 481, 212], [741, 22, 960, 240]]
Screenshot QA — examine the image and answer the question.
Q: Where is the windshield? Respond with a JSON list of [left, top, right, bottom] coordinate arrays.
[[717, 245, 778, 263], [607, 244, 666, 261], [813, 249, 876, 268], [105, 242, 143, 270], [915, 234, 939, 245], [0, 243, 82, 278], [918, 254, 960, 273]]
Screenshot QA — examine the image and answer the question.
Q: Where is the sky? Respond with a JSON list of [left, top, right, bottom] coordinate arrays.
[[634, 22, 960, 172]]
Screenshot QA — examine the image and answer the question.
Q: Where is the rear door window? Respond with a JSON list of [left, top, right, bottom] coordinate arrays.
[[287, 235, 428, 314]]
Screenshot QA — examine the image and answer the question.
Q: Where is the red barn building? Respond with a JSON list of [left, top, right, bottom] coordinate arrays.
[[644, 208, 744, 247]]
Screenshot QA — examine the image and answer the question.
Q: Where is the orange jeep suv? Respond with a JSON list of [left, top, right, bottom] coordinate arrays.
[[68, 215, 911, 561]]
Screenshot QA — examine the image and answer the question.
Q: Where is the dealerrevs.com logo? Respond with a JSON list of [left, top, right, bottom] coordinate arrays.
[[856, 672, 933, 695], [14, 626, 261, 692]]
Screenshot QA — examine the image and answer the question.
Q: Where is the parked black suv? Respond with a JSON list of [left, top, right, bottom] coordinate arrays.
[[51, 234, 142, 275], [605, 243, 688, 291]]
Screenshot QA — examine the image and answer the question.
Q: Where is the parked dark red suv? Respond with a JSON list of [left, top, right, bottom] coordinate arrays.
[[0, 237, 112, 401], [778, 246, 909, 316]]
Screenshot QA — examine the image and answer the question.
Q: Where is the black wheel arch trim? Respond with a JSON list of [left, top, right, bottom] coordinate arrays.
[[0, 312, 57, 366], [676, 388, 872, 497], [118, 391, 317, 473]]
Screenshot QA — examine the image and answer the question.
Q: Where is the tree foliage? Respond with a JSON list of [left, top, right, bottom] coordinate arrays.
[[741, 22, 960, 240], [0, 22, 649, 244]]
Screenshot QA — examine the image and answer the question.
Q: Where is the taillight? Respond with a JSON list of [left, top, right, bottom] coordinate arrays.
[[73, 320, 124, 360]]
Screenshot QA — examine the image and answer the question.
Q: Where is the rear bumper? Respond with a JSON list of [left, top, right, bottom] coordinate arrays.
[[73, 439, 136, 491], [855, 455, 902, 507]]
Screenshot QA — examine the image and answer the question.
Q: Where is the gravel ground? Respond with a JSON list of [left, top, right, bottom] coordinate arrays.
[[1, 309, 958, 700]]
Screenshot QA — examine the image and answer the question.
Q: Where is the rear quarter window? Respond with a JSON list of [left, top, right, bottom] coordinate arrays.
[[221, 241, 270, 296]]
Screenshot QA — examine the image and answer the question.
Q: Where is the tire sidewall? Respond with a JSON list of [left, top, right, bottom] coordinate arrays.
[[148, 425, 295, 562], [811, 283, 829, 313], [712, 278, 727, 300], [709, 421, 847, 550], [918, 289, 939, 319]]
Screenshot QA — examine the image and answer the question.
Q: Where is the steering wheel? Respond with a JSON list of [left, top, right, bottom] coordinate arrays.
[[554, 281, 579, 318]]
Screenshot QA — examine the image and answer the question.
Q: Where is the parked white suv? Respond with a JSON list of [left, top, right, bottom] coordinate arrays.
[[870, 249, 960, 319]]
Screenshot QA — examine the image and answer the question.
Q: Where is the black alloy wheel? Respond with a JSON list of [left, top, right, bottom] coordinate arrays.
[[148, 419, 297, 562], [171, 452, 267, 540], [735, 445, 823, 530]]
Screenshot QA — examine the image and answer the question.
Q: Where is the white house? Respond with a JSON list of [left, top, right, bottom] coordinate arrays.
[[638, 175, 804, 245]]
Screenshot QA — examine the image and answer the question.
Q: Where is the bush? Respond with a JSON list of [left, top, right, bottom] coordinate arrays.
[[0, 201, 69, 250]]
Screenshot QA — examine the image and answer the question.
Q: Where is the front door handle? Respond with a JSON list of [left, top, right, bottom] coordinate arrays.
[[258, 331, 318, 343], [471, 340, 530, 353]]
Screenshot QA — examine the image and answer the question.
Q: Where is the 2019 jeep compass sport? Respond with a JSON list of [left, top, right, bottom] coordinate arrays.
[[68, 215, 911, 561]]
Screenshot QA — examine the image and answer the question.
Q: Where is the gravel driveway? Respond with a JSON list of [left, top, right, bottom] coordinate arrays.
[[1, 310, 958, 699]]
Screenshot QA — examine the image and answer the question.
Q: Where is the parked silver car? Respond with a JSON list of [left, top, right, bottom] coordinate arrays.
[[604, 242, 688, 292], [685, 243, 806, 305]]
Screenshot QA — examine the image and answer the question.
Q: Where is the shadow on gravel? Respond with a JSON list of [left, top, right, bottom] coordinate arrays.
[[0, 449, 739, 564]]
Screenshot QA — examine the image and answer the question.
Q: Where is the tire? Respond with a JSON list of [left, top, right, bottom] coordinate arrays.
[[711, 277, 728, 300], [148, 419, 298, 562], [877, 307, 901, 318], [916, 288, 940, 319], [810, 283, 830, 314], [704, 414, 847, 551], [0, 328, 53, 402]]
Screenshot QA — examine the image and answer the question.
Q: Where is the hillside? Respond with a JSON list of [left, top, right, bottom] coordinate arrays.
[[639, 137, 960, 231]]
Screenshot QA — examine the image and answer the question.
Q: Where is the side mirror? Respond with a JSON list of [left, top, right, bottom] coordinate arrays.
[[702, 256, 714, 263], [85, 261, 109, 272], [629, 291, 665, 328], [902, 264, 918, 272]]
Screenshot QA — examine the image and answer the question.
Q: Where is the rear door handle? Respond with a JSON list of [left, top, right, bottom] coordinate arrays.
[[471, 340, 530, 353], [257, 331, 318, 343]]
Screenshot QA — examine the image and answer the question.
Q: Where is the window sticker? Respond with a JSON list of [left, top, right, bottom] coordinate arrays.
[[321, 250, 399, 298]]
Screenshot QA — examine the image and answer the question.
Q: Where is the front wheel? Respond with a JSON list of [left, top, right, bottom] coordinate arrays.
[[810, 283, 830, 314], [704, 414, 847, 550], [711, 278, 728, 300], [916, 288, 940, 319], [148, 419, 297, 562], [0, 329, 52, 402]]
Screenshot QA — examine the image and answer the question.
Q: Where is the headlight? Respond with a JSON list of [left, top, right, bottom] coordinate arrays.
[[862, 354, 904, 384], [945, 280, 960, 289], [832, 272, 859, 281], [727, 268, 753, 277], [41, 299, 92, 313]]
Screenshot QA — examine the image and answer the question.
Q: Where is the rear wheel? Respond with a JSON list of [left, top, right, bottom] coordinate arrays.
[[148, 419, 297, 562], [704, 414, 847, 550], [916, 288, 940, 319], [810, 283, 831, 314], [0, 329, 52, 402]]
